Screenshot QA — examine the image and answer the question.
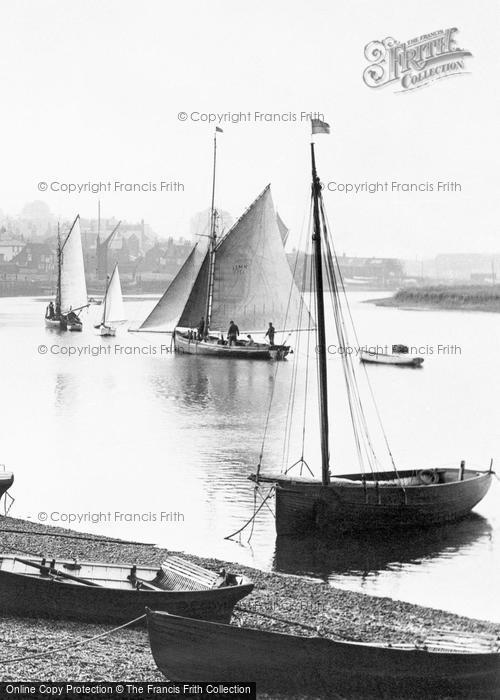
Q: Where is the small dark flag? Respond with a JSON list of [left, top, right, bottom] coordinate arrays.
[[216, 126, 223, 133], [311, 118, 330, 135]]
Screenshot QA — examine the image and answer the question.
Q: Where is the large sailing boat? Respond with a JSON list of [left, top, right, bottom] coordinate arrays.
[[96, 264, 126, 336], [251, 124, 493, 535], [45, 216, 88, 331], [135, 132, 308, 359]]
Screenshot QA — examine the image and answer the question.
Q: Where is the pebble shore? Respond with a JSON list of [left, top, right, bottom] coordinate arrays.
[[0, 516, 498, 697]]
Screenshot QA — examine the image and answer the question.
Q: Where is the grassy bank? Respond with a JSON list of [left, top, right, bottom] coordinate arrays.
[[372, 285, 500, 312], [0, 516, 498, 694]]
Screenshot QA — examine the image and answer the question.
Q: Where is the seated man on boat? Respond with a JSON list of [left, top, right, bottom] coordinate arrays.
[[227, 320, 239, 346], [66, 308, 80, 325], [45, 301, 55, 319], [264, 321, 275, 345], [246, 334, 256, 346]]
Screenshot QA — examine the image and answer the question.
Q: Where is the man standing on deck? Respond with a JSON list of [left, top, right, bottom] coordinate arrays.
[[265, 321, 275, 346], [227, 320, 239, 346], [197, 316, 205, 340]]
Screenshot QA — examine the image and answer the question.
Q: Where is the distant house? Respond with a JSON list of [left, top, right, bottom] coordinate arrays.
[[0, 239, 24, 262], [12, 242, 56, 272]]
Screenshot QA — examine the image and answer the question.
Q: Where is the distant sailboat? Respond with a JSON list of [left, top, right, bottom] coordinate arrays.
[[251, 126, 494, 535], [135, 132, 309, 359], [97, 264, 126, 337], [45, 216, 88, 331]]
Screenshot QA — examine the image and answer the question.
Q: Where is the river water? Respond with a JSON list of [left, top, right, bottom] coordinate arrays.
[[0, 292, 498, 623]]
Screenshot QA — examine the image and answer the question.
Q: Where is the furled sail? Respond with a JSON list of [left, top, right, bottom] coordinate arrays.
[[60, 216, 88, 314], [138, 239, 209, 332], [178, 185, 310, 332], [102, 265, 126, 326]]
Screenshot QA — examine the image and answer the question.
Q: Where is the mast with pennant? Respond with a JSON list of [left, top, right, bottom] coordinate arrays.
[[204, 127, 223, 334]]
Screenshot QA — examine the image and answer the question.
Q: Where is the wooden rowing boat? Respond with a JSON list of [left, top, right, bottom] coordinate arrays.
[[146, 610, 500, 697], [0, 554, 253, 624], [360, 348, 424, 367]]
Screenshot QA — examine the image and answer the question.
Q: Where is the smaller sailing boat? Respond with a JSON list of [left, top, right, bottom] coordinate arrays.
[[96, 264, 126, 336], [45, 216, 89, 331], [360, 344, 424, 367]]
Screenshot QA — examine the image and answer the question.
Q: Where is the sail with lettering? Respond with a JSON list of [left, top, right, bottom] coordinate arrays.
[[60, 216, 88, 314], [138, 186, 309, 335]]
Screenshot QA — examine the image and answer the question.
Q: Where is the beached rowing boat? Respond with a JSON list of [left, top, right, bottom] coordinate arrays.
[[0, 554, 253, 624], [147, 610, 500, 697]]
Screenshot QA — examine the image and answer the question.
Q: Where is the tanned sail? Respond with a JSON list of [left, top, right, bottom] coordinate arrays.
[[139, 186, 309, 334]]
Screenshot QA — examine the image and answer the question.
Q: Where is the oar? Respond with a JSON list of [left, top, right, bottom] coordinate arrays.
[[15, 557, 102, 587]]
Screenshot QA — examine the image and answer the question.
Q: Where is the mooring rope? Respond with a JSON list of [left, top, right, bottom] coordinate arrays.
[[0, 614, 146, 665]]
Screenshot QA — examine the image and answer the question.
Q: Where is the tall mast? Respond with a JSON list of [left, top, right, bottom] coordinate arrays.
[[56, 222, 62, 316], [311, 142, 330, 486], [204, 129, 219, 333]]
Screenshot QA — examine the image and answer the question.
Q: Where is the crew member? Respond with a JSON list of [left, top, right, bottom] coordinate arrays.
[[197, 316, 205, 340], [227, 320, 239, 346], [246, 334, 256, 346], [264, 321, 275, 346]]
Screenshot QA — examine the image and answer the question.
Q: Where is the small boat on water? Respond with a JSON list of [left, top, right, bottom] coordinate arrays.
[[95, 264, 126, 337], [0, 470, 14, 500], [44, 216, 89, 331], [0, 554, 253, 624], [250, 125, 494, 536], [360, 344, 424, 367], [134, 131, 309, 360], [146, 610, 500, 697]]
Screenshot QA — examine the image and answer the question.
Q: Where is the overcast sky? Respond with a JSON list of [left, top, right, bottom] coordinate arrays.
[[0, 0, 498, 257]]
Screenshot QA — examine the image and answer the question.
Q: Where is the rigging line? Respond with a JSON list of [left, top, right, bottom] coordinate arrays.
[[224, 487, 275, 541], [300, 226, 314, 467], [321, 203, 403, 484], [282, 205, 314, 473], [257, 193, 312, 477], [321, 203, 378, 477], [0, 614, 146, 665]]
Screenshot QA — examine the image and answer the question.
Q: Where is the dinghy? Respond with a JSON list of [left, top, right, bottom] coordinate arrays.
[[0, 470, 13, 500], [44, 217, 89, 331], [250, 125, 494, 536], [360, 344, 424, 367], [134, 131, 309, 360], [96, 264, 126, 336], [0, 554, 253, 624], [146, 610, 500, 697]]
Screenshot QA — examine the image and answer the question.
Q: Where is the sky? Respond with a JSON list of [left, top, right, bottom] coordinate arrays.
[[0, 0, 498, 257]]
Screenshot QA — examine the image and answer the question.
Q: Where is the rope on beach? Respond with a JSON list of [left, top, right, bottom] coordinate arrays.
[[0, 613, 146, 665]]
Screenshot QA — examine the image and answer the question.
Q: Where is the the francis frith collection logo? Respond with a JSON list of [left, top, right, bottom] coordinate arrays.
[[363, 28, 472, 92]]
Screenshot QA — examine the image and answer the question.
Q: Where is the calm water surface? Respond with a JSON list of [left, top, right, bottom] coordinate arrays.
[[0, 292, 498, 622]]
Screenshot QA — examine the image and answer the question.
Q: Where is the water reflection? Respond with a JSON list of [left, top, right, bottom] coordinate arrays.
[[274, 513, 492, 579]]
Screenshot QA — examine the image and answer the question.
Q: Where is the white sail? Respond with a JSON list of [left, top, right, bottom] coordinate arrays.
[[101, 265, 126, 326], [60, 216, 88, 314], [138, 239, 209, 332], [178, 185, 311, 332]]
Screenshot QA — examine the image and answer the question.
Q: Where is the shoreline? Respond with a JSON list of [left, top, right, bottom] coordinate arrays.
[[369, 286, 500, 313], [0, 516, 499, 689]]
